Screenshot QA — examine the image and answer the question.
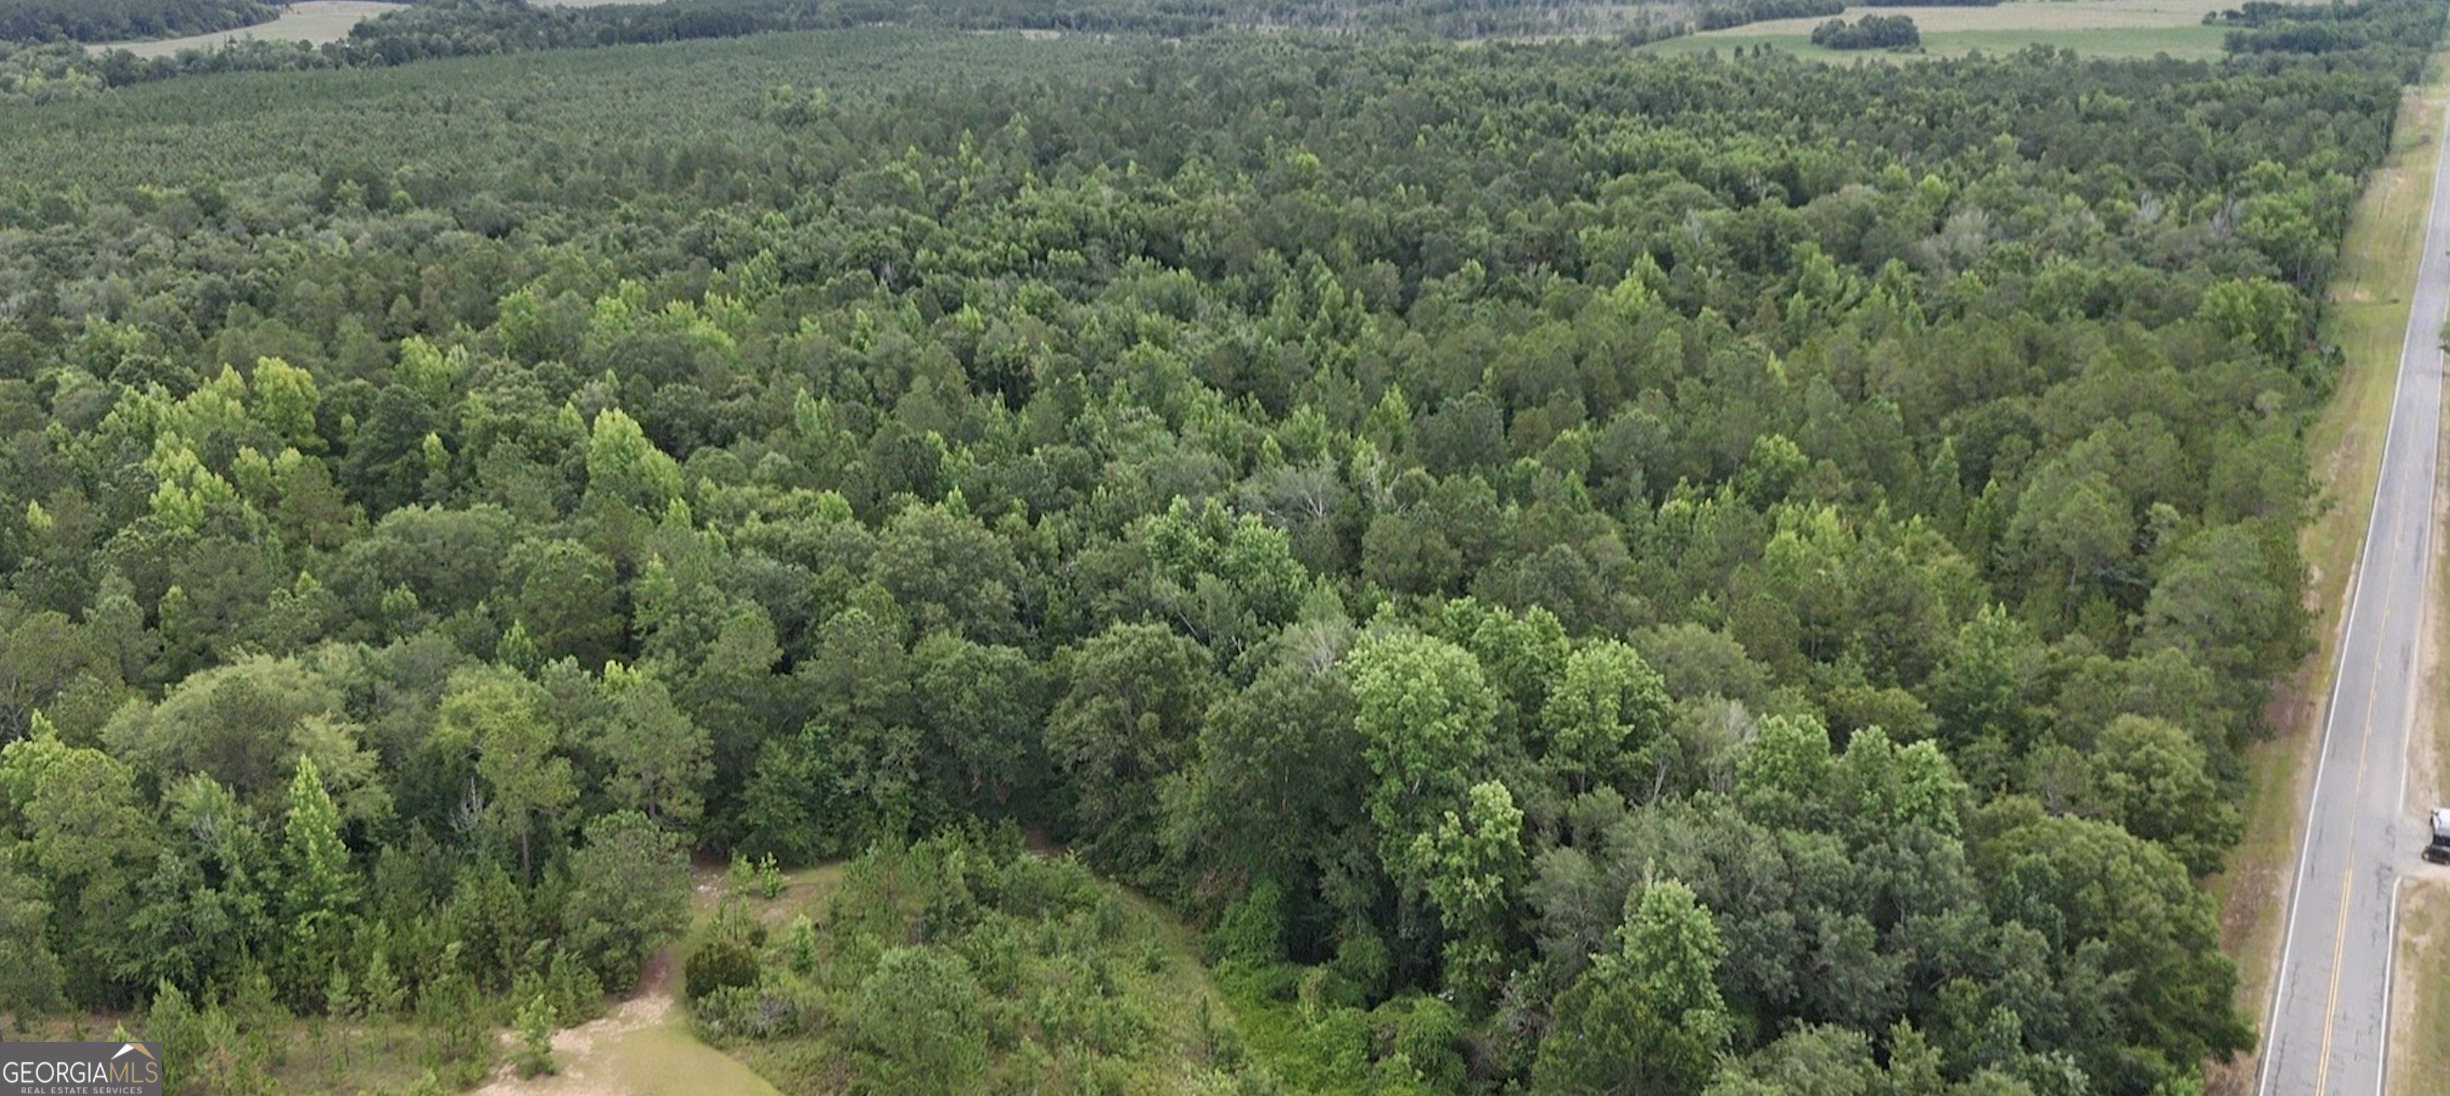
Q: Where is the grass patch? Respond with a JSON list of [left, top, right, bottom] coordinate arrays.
[[2206, 50, 2450, 1095], [581, 1022, 788, 1096], [1922, 25, 2224, 57], [697, 858, 849, 921], [2391, 883, 2450, 1096], [21, 1013, 466, 1096]]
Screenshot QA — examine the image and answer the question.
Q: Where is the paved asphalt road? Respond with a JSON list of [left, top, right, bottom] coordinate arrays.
[[2256, 98, 2450, 1096]]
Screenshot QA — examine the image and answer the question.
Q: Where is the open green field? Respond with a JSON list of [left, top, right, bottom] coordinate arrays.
[[1651, 0, 2233, 58]]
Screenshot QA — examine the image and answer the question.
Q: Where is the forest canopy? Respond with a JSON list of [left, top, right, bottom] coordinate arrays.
[[0, 2, 2440, 1094]]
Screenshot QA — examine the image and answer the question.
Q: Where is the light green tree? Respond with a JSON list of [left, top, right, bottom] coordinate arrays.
[[1734, 713, 1833, 828], [1597, 878, 1730, 1040], [1534, 877, 1735, 1096], [280, 756, 358, 1008], [1409, 780, 1525, 1007], [516, 994, 557, 1078], [438, 667, 573, 880], [250, 356, 322, 451], [1348, 628, 1498, 862], [1541, 640, 1672, 794], [583, 407, 683, 515], [100, 655, 386, 823], [1829, 726, 1967, 837]]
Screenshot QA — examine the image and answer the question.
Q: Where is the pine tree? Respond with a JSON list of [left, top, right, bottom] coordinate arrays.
[[280, 757, 359, 1011], [360, 939, 404, 1017], [515, 994, 557, 1078]]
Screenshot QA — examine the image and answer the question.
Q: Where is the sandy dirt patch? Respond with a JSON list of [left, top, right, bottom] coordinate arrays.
[[468, 951, 780, 1096], [474, 869, 780, 1096]]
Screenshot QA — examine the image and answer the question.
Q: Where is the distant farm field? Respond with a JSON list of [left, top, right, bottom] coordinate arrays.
[[1653, 0, 2234, 58], [98, 0, 398, 56]]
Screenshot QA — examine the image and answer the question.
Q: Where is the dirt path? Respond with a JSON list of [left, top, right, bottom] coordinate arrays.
[[473, 866, 776, 1096], [469, 956, 679, 1096]]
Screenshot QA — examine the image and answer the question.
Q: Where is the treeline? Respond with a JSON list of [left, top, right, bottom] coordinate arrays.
[[2219, 0, 2440, 74], [1697, 0, 1843, 32], [1811, 11, 1917, 46], [0, 0, 276, 44], [2206, 0, 2379, 26], [26, 0, 1841, 100], [0, 12, 2435, 1090], [243, 0, 1680, 54], [318, 0, 1692, 54]]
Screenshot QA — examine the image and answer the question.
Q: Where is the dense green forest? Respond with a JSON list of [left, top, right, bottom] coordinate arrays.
[[0, 0, 2439, 1092], [0, 0, 1814, 98], [0, 0, 278, 44]]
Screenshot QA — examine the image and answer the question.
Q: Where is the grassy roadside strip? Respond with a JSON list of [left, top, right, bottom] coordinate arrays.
[[2208, 50, 2450, 1096], [2390, 885, 2450, 1096]]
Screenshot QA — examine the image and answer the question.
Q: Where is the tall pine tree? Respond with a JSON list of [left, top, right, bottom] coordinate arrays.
[[280, 756, 358, 1010]]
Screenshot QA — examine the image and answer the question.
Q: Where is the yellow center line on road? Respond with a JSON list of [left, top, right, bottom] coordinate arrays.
[[2311, 561, 2396, 1096]]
